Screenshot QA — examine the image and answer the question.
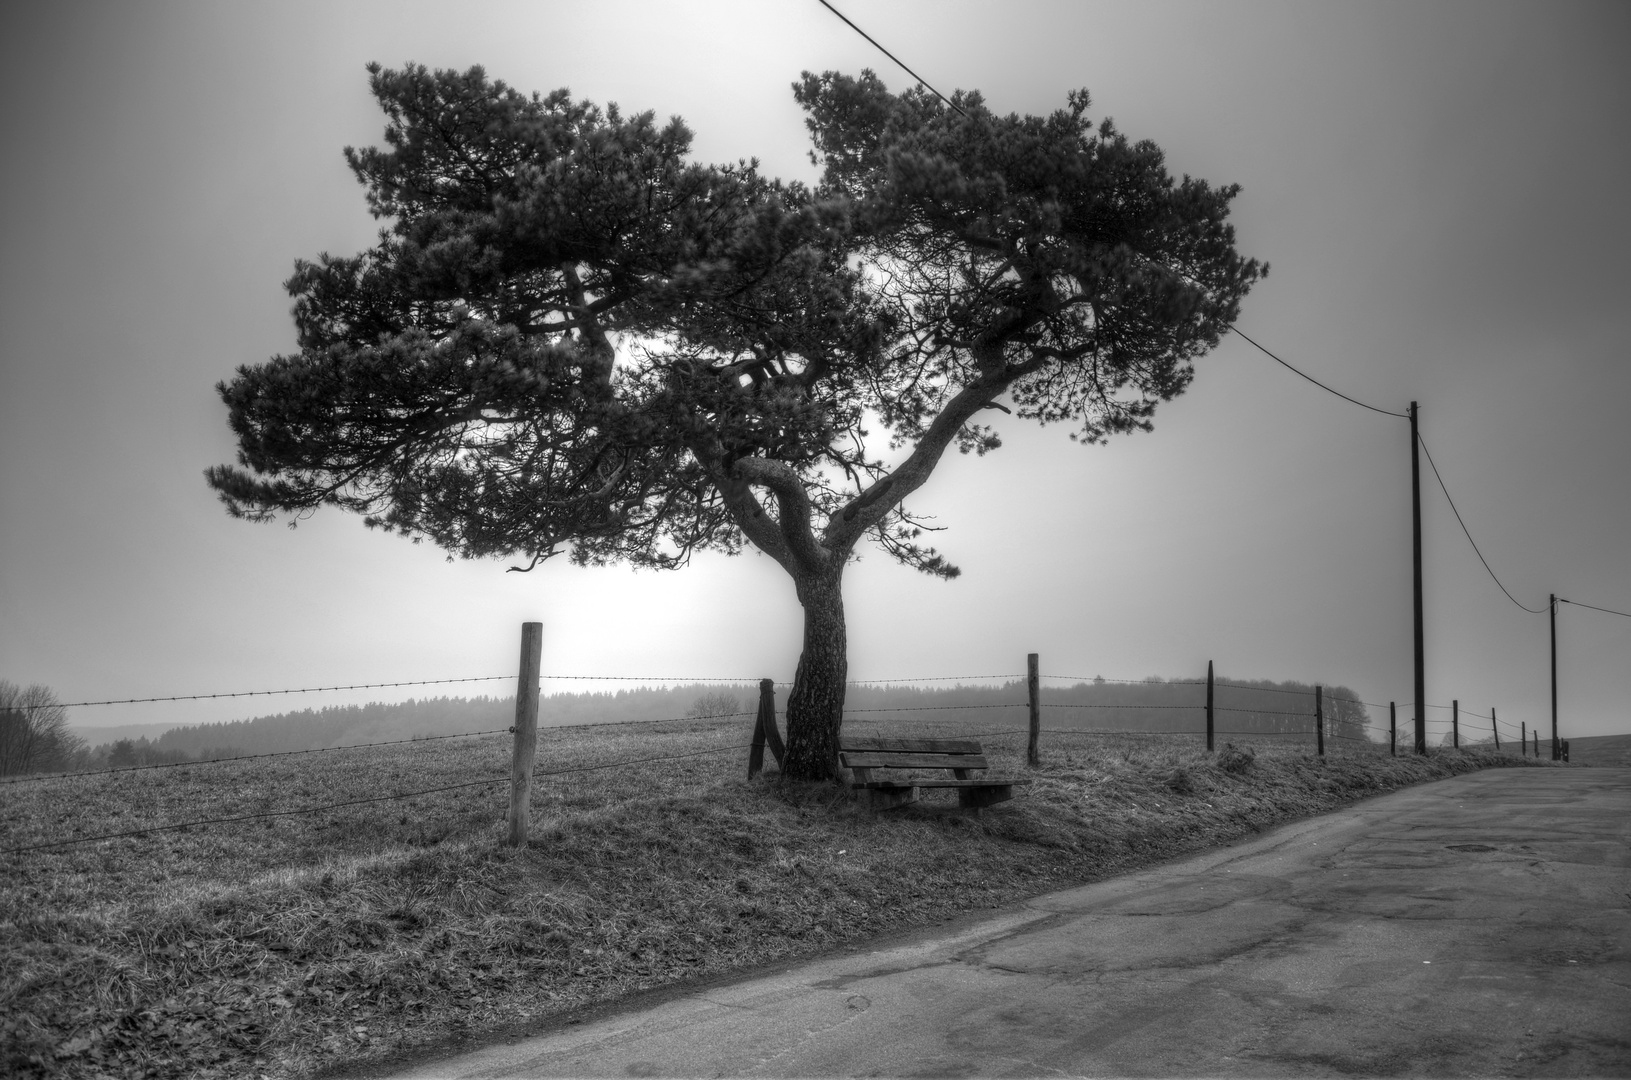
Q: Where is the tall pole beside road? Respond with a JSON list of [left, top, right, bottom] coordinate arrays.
[[1550, 594, 1559, 760], [1411, 401, 1427, 755]]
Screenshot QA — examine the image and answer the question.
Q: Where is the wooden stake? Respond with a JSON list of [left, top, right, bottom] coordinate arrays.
[[1205, 660, 1215, 752], [507, 621, 543, 848], [1315, 684, 1324, 757], [748, 678, 784, 778], [1026, 653, 1040, 768], [1492, 707, 1499, 750], [1452, 699, 1459, 749], [1390, 701, 1397, 757]]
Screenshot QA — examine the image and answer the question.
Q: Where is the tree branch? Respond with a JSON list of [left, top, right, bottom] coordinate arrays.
[[729, 456, 829, 572], [824, 368, 1010, 550]]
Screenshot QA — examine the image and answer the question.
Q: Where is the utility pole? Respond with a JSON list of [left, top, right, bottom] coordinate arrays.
[[1550, 593, 1559, 760], [1411, 401, 1427, 755]]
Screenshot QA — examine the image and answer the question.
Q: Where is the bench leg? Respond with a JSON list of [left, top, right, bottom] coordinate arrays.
[[866, 787, 918, 812], [957, 785, 1014, 810]]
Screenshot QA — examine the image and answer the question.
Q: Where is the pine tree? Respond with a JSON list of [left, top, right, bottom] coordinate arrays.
[[209, 65, 1262, 780]]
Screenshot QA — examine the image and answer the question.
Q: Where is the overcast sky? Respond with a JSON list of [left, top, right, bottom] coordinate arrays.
[[2, 0, 1627, 741]]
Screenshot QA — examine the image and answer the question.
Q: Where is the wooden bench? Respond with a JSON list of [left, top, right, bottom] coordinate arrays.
[[839, 736, 1026, 812]]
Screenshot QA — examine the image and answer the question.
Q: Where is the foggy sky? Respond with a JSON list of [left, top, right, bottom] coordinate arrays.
[[1, 0, 1627, 739]]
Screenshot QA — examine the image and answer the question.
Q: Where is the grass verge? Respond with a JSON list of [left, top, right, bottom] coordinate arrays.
[[0, 719, 1559, 1078]]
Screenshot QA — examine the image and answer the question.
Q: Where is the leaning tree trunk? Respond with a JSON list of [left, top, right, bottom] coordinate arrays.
[[782, 565, 848, 781]]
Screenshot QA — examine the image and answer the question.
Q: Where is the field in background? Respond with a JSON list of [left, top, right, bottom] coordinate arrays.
[[1561, 732, 1631, 767], [1, 717, 1555, 1079]]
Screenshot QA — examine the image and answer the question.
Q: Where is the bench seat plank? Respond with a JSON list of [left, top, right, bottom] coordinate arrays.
[[853, 779, 1026, 790], [839, 751, 989, 770], [840, 737, 983, 754]]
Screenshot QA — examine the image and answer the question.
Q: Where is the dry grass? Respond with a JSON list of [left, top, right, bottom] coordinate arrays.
[[0, 717, 1556, 1079]]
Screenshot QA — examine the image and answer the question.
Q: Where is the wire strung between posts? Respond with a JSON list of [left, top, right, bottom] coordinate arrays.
[[1559, 597, 1631, 620], [1227, 326, 1408, 418], [1043, 676, 1207, 686], [0, 728, 512, 787], [1213, 681, 1324, 697], [848, 708, 1024, 714], [540, 675, 767, 684], [812, 0, 968, 118], [551, 711, 755, 734], [20, 676, 515, 711], [845, 724, 1030, 741], [1044, 703, 1206, 710], [846, 675, 1021, 685], [1213, 705, 1317, 717], [810, 2, 1409, 433], [1416, 432, 1549, 614], [1043, 728, 1201, 736]]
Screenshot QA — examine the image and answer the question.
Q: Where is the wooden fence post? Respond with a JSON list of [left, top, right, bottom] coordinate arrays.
[[507, 621, 543, 848], [1390, 701, 1397, 757], [1452, 699, 1459, 748], [748, 678, 784, 778], [1027, 653, 1040, 768], [1315, 685, 1324, 757], [1205, 660, 1215, 752], [1492, 707, 1500, 750], [1521, 720, 1527, 756]]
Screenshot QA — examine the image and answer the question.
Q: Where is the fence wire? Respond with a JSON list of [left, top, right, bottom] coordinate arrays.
[[4, 662, 1561, 855]]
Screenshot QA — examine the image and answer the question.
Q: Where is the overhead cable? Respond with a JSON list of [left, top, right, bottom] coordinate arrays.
[[1227, 326, 1408, 418], [813, 0, 968, 117], [1416, 432, 1550, 614], [1559, 597, 1631, 620]]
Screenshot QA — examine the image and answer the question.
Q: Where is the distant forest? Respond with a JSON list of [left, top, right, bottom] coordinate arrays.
[[81, 676, 1373, 767]]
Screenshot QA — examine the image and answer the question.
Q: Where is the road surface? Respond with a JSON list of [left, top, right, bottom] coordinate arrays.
[[378, 767, 1631, 1078]]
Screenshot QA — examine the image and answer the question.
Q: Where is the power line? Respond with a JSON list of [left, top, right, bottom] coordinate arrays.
[[813, 0, 968, 118], [1416, 431, 1549, 614], [1227, 326, 1408, 418], [1559, 597, 1631, 620]]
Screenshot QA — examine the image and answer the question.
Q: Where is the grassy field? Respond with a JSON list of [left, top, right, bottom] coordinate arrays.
[[1563, 732, 1631, 768], [0, 715, 1558, 1079]]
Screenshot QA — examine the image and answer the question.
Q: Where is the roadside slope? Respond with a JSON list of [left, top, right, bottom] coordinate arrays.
[[376, 767, 1631, 1079], [0, 725, 1557, 1079]]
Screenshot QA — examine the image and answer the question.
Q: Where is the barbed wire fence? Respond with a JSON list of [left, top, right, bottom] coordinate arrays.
[[0, 627, 1557, 857]]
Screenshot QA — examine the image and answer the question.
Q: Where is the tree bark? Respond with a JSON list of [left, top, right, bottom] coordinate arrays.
[[782, 564, 848, 781]]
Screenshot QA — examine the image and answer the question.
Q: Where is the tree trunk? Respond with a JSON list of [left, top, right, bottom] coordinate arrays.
[[782, 564, 848, 781]]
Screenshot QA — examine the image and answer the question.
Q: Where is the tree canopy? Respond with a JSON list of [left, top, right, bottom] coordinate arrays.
[[209, 64, 1262, 779]]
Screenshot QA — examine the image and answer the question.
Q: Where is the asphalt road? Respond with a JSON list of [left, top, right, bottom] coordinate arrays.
[[381, 767, 1631, 1078]]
